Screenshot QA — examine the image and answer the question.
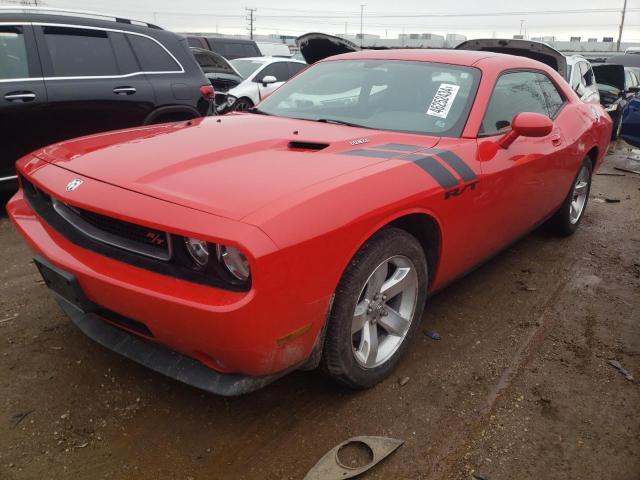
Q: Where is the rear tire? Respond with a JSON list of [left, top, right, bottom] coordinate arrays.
[[611, 112, 622, 140], [321, 228, 428, 389], [549, 158, 593, 236]]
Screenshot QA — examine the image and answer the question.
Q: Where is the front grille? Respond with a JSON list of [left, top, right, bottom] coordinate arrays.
[[64, 204, 171, 260], [19, 175, 250, 291], [22, 176, 171, 261]]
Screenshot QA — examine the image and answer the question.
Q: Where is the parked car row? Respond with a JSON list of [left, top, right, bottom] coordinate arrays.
[[0, 6, 214, 192]]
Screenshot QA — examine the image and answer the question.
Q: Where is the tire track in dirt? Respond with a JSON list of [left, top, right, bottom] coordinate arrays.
[[423, 260, 577, 479]]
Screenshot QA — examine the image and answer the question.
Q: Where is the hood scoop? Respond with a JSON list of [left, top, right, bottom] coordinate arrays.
[[288, 141, 330, 151]]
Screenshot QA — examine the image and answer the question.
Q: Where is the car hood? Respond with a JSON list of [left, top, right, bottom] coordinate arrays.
[[35, 115, 440, 222], [296, 32, 360, 64], [593, 64, 626, 91], [456, 38, 568, 81]]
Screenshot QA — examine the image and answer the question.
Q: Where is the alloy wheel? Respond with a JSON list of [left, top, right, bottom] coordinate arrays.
[[351, 255, 419, 368], [569, 164, 590, 224]]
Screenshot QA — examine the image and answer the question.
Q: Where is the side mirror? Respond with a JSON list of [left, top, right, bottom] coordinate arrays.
[[497, 112, 554, 149], [261, 75, 277, 86]]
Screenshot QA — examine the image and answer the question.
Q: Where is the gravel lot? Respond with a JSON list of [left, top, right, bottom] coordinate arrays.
[[1, 143, 639, 480]]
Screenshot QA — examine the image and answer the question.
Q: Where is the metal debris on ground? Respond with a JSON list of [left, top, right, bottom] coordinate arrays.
[[608, 359, 635, 382], [424, 330, 441, 340], [605, 198, 621, 203], [303, 436, 403, 479], [472, 473, 491, 480], [10, 410, 34, 429], [596, 172, 625, 176], [398, 376, 410, 386], [0, 313, 19, 324]]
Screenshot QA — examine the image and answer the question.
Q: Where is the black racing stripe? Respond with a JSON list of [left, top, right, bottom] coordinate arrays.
[[412, 156, 459, 189], [370, 143, 423, 152], [435, 150, 478, 182], [340, 149, 400, 158]]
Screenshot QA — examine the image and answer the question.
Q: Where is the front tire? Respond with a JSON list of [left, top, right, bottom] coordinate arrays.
[[233, 98, 254, 112], [549, 158, 592, 236], [321, 228, 428, 389]]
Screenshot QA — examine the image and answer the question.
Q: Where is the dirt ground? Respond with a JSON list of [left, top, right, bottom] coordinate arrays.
[[0, 143, 638, 480]]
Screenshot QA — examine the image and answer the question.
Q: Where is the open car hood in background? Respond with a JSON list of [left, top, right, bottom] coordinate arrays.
[[296, 32, 359, 64], [592, 64, 626, 91], [455, 38, 568, 81]]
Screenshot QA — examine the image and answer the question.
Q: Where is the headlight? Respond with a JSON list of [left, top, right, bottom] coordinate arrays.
[[184, 237, 210, 268], [226, 95, 237, 107], [604, 104, 618, 112], [217, 245, 250, 282]]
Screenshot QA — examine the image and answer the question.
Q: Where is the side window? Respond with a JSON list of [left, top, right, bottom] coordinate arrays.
[[287, 62, 305, 77], [0, 26, 30, 79], [481, 71, 548, 135], [256, 62, 289, 82], [579, 62, 595, 88], [570, 64, 582, 94], [535, 73, 565, 118], [128, 34, 181, 72], [42, 26, 119, 77]]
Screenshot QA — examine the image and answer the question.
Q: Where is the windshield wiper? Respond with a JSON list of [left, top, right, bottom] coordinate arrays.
[[316, 118, 369, 128]]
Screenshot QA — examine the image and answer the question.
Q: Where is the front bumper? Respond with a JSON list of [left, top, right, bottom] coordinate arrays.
[[7, 169, 330, 387], [55, 295, 290, 395]]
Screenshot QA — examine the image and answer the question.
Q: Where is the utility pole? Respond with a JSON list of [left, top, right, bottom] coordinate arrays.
[[360, 5, 365, 47], [519, 19, 524, 36], [246, 7, 256, 40], [616, 0, 628, 52]]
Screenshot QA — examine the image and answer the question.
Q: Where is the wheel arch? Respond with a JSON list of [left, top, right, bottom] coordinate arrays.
[[143, 105, 201, 125], [344, 209, 443, 290], [585, 145, 599, 170]]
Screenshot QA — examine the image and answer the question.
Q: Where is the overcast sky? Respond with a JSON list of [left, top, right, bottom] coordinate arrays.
[[12, 0, 640, 41]]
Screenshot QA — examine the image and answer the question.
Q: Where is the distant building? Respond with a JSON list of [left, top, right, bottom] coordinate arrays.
[[445, 33, 467, 48], [513, 34, 525, 39], [603, 37, 614, 42], [588, 38, 598, 43], [570, 36, 581, 42]]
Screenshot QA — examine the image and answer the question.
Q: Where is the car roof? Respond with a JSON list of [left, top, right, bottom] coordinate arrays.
[[323, 48, 564, 72], [231, 56, 305, 64], [324, 49, 501, 66], [0, 12, 164, 35]]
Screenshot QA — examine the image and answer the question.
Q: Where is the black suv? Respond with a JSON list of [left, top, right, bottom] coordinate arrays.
[[0, 7, 214, 192]]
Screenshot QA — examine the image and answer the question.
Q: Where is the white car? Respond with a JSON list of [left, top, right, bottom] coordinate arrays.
[[225, 57, 306, 111]]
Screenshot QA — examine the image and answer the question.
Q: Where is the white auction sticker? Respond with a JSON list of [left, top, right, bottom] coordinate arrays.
[[426, 83, 460, 119]]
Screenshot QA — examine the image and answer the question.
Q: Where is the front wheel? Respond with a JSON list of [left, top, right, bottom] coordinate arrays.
[[321, 228, 428, 389], [233, 98, 254, 112], [549, 159, 592, 236]]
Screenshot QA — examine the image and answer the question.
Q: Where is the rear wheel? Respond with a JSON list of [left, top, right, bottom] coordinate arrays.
[[321, 228, 428, 389], [549, 158, 592, 236]]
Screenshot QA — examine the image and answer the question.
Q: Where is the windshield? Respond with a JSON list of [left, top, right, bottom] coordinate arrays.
[[258, 59, 480, 136], [230, 59, 266, 79]]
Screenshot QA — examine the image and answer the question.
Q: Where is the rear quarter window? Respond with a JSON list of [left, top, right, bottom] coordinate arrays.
[[128, 34, 181, 72]]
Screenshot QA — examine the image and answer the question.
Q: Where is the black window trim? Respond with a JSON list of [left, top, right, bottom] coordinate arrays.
[[477, 67, 567, 138], [33, 21, 184, 80]]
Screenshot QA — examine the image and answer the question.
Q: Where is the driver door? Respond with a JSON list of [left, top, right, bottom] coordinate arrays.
[[476, 70, 568, 255]]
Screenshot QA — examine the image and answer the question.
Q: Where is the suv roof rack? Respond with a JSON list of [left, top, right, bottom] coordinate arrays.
[[0, 6, 163, 30]]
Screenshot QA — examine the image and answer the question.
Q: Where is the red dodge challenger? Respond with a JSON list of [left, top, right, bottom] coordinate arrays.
[[7, 50, 611, 395]]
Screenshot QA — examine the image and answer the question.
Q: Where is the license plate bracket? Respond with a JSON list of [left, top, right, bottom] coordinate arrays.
[[34, 256, 94, 312]]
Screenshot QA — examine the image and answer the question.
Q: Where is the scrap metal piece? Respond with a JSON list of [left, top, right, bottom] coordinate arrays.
[[304, 436, 403, 480]]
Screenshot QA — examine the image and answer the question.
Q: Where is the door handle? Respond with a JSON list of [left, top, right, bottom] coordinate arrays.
[[4, 91, 36, 102], [113, 87, 136, 95]]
